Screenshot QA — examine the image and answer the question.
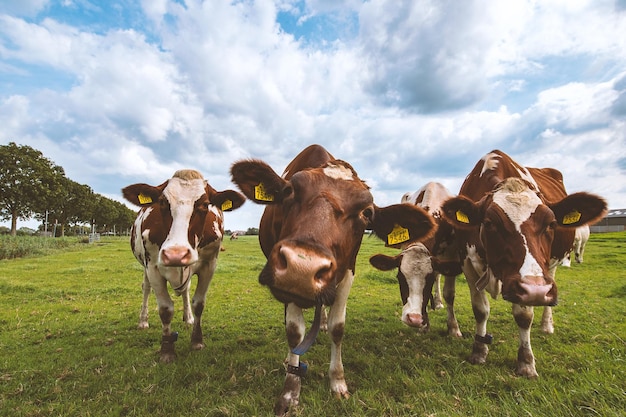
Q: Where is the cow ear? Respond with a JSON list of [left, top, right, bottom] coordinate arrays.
[[370, 204, 436, 248], [230, 160, 287, 205], [369, 253, 402, 271], [210, 189, 246, 212], [550, 192, 607, 227], [440, 196, 481, 229], [122, 184, 161, 207]]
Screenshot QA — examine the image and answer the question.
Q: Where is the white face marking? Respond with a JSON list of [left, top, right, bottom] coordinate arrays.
[[399, 244, 432, 319], [514, 166, 540, 190], [323, 164, 354, 181], [480, 153, 501, 177], [161, 177, 206, 253], [492, 182, 544, 278]]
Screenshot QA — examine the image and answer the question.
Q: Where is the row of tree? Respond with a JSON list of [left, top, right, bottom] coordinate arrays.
[[0, 142, 137, 237]]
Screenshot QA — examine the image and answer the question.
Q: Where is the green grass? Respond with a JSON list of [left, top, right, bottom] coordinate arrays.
[[0, 233, 624, 416]]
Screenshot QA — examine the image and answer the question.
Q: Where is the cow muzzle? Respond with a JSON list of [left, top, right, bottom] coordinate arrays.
[[503, 276, 558, 306], [160, 245, 197, 267], [260, 242, 336, 308]]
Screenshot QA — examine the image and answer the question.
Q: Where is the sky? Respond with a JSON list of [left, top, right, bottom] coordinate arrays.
[[1, 0, 625, 232]]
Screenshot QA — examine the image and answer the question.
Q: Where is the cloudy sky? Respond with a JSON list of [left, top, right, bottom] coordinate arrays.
[[1, 0, 625, 232]]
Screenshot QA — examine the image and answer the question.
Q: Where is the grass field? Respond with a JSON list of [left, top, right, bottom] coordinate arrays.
[[0, 233, 624, 416]]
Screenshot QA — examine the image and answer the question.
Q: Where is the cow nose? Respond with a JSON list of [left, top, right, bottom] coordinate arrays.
[[404, 313, 425, 328], [273, 245, 334, 297], [161, 246, 193, 266], [517, 276, 557, 306]]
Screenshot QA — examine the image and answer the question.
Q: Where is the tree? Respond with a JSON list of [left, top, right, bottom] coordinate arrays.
[[0, 142, 65, 236], [39, 178, 95, 237]]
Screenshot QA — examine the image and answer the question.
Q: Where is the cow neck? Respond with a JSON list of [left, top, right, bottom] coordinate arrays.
[[291, 303, 322, 356]]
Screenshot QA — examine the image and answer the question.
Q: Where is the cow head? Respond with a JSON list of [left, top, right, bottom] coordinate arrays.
[[231, 158, 437, 309], [122, 169, 245, 267], [441, 177, 606, 306], [370, 244, 437, 329]]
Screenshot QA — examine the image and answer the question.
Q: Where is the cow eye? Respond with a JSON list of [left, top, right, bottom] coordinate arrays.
[[197, 201, 209, 212], [545, 220, 557, 233], [361, 207, 374, 221], [282, 185, 293, 198]]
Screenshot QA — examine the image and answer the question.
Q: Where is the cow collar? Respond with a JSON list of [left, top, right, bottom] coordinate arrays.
[[291, 303, 323, 356], [172, 266, 192, 293]]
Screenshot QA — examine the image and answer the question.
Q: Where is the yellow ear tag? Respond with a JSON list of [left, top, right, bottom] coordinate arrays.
[[387, 224, 410, 246], [138, 193, 153, 204], [563, 210, 581, 225], [254, 183, 274, 202], [221, 199, 233, 211], [456, 210, 469, 224]]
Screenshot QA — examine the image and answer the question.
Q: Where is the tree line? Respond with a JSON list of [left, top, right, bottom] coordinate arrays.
[[0, 142, 136, 237]]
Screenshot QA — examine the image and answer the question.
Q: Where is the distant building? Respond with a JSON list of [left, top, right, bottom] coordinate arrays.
[[591, 209, 626, 233]]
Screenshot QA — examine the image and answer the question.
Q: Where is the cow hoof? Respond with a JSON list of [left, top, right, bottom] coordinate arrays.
[[542, 323, 554, 334], [331, 380, 350, 399], [449, 328, 462, 338], [516, 364, 539, 378], [160, 353, 176, 363], [191, 342, 205, 350], [137, 322, 149, 329]]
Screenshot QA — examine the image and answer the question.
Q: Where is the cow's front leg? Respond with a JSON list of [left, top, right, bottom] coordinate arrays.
[[153, 279, 177, 363], [138, 273, 151, 329], [442, 275, 462, 337], [327, 271, 354, 399], [274, 303, 305, 416], [513, 304, 538, 377]]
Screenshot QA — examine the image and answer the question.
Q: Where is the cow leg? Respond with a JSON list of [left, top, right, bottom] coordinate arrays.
[[540, 306, 554, 334], [152, 277, 177, 363], [442, 275, 462, 337], [190, 259, 217, 350], [512, 304, 538, 378], [327, 270, 354, 399], [275, 303, 305, 416], [432, 275, 444, 310], [138, 273, 151, 329], [464, 260, 490, 364], [181, 283, 194, 326]]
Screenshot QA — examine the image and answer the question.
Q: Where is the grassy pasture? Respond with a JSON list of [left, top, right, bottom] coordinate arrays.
[[0, 233, 624, 416]]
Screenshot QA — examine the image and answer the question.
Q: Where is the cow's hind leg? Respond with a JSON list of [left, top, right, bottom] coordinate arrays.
[[138, 273, 151, 329], [442, 275, 462, 337], [432, 275, 444, 310], [275, 303, 305, 416], [464, 261, 491, 364], [190, 259, 217, 350], [513, 304, 538, 378]]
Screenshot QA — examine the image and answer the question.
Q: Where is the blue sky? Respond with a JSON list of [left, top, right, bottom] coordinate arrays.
[[1, 0, 625, 231]]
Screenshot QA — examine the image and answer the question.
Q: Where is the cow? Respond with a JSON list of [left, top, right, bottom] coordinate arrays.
[[230, 144, 437, 415], [440, 150, 607, 377], [122, 169, 245, 363], [560, 225, 590, 267], [369, 182, 462, 337], [572, 225, 590, 263]]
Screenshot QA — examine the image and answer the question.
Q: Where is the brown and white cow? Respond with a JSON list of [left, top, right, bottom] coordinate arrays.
[[440, 150, 607, 377], [230, 145, 436, 415], [369, 182, 462, 337], [561, 225, 590, 267], [122, 169, 245, 362]]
